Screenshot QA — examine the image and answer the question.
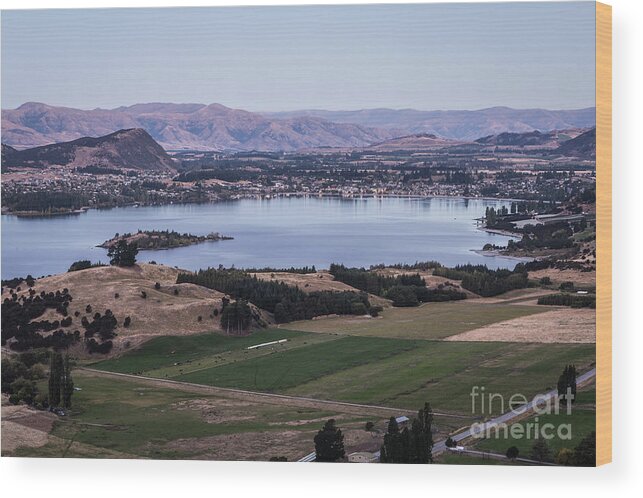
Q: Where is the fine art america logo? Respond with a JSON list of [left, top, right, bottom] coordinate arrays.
[[469, 386, 575, 441]]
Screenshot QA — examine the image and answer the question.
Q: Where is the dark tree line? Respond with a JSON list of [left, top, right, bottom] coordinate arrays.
[[538, 293, 595, 308], [380, 403, 434, 464], [330, 264, 466, 307], [68, 260, 106, 272], [434, 264, 529, 297], [177, 267, 373, 323], [48, 352, 74, 409]]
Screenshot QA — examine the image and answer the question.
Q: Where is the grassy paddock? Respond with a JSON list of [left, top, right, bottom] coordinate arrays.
[[173, 335, 420, 392], [15, 373, 358, 459], [474, 387, 596, 458], [284, 342, 596, 413], [91, 329, 312, 374], [279, 301, 550, 340]]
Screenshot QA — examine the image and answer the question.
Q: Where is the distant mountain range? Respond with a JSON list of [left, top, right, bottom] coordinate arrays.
[[264, 106, 596, 142], [1, 102, 595, 152], [1, 128, 176, 171]]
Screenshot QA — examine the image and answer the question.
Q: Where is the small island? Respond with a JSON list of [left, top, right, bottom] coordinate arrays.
[[98, 229, 233, 250]]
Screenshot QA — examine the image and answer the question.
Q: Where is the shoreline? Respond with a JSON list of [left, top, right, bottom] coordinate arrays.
[[1, 193, 525, 219]]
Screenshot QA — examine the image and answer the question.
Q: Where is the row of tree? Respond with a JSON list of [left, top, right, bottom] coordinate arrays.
[[330, 264, 466, 306], [434, 264, 529, 297], [537, 293, 596, 308], [177, 267, 373, 323], [380, 404, 435, 464]]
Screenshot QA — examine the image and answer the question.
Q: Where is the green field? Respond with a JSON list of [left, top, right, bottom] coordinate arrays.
[[475, 387, 596, 458], [174, 335, 420, 392], [92, 329, 316, 374], [284, 342, 596, 413], [279, 301, 551, 340], [91, 328, 595, 416], [436, 453, 518, 465]]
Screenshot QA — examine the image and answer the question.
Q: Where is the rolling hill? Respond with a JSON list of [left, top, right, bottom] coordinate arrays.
[[554, 128, 596, 159], [0, 128, 177, 171]]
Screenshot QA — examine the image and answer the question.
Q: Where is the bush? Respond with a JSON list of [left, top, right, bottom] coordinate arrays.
[[123, 316, 131, 328], [155, 282, 161, 290], [506, 446, 520, 460]]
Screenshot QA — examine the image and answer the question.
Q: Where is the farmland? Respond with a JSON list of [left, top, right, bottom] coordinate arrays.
[[279, 300, 551, 340], [89, 331, 595, 416]]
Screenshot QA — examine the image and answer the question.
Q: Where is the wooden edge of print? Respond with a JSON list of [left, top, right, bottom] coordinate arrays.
[[595, 1, 612, 467]]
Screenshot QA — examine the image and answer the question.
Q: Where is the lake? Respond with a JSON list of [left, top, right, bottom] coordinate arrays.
[[1, 196, 523, 279]]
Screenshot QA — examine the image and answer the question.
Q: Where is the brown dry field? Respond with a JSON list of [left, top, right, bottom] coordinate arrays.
[[528, 268, 596, 286], [1, 264, 263, 355], [444, 307, 596, 343], [1, 396, 56, 454]]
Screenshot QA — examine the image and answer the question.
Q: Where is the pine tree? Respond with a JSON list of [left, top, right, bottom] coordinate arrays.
[[61, 354, 74, 409], [48, 352, 63, 407], [314, 419, 345, 462], [418, 402, 434, 463]]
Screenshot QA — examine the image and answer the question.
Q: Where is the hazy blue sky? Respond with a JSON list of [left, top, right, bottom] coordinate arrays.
[[1, 2, 595, 111]]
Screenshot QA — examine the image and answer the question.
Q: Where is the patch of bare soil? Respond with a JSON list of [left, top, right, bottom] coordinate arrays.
[[164, 430, 312, 461], [1, 397, 57, 454], [444, 308, 595, 343], [163, 426, 379, 461], [528, 268, 596, 287], [171, 398, 256, 424]]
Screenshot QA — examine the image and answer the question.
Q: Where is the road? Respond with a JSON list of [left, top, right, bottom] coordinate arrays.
[[79, 367, 469, 419], [432, 367, 596, 454]]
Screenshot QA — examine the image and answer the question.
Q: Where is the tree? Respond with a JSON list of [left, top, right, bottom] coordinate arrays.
[[572, 431, 596, 466], [380, 417, 403, 463], [555, 447, 574, 466], [531, 439, 551, 462], [48, 352, 63, 407], [365, 421, 374, 431], [314, 419, 346, 462], [557, 365, 577, 405], [314, 419, 346, 461], [445, 437, 456, 448], [220, 300, 252, 334], [506, 446, 520, 460], [61, 354, 74, 409], [107, 240, 138, 267], [418, 402, 434, 463]]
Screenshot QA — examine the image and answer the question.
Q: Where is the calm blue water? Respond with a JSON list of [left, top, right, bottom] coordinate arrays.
[[1, 197, 521, 279]]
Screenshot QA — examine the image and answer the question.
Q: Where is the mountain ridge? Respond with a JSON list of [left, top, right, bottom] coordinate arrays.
[[2, 102, 596, 151]]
